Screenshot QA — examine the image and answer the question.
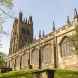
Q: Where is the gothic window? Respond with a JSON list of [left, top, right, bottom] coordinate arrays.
[[31, 48, 39, 65], [16, 56, 20, 69], [41, 44, 53, 65], [60, 37, 74, 57], [22, 53, 29, 67]]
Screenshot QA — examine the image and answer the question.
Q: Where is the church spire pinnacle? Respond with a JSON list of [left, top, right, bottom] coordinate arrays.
[[66, 16, 71, 24], [52, 20, 55, 32], [74, 8, 78, 19], [19, 11, 22, 22], [52, 16, 55, 32]]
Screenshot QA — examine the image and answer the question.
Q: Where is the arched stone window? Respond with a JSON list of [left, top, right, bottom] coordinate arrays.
[[41, 44, 53, 65], [22, 52, 29, 67], [60, 36, 75, 57], [31, 48, 39, 65]]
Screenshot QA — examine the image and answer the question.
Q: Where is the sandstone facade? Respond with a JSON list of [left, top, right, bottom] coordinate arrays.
[[7, 9, 78, 71]]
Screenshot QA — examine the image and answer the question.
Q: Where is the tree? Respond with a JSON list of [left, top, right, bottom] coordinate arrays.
[[74, 25, 78, 54], [0, 0, 14, 48], [0, 52, 6, 67], [0, 0, 13, 8], [0, 0, 14, 25], [0, 0, 14, 24]]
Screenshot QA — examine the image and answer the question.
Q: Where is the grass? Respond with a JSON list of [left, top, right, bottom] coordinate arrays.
[[0, 69, 78, 78]]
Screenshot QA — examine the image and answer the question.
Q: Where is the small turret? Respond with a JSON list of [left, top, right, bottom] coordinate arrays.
[[19, 11, 22, 22], [74, 8, 78, 20], [28, 16, 33, 24], [52, 20, 55, 32]]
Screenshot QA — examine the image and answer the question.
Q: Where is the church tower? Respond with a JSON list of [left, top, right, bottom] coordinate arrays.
[[9, 12, 33, 54]]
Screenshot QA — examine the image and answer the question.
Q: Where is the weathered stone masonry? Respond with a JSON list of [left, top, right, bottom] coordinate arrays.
[[7, 9, 78, 71]]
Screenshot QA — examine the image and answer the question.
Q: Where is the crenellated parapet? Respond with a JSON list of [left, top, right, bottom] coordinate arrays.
[[22, 16, 33, 25]]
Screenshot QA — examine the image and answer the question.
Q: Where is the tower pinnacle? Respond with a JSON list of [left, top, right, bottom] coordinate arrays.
[[39, 30, 41, 38], [66, 16, 71, 24], [52, 20, 55, 32], [74, 8, 78, 19], [19, 11, 22, 22]]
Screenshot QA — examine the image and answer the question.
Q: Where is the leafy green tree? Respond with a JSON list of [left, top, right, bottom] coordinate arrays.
[[0, 0, 14, 24], [0, 0, 14, 48], [0, 0, 13, 8], [0, 52, 6, 67]]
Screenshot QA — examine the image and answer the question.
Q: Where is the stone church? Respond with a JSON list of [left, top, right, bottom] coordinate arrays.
[[7, 8, 78, 71]]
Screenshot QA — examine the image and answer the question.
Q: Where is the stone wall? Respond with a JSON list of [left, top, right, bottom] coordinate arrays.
[[7, 17, 78, 70]]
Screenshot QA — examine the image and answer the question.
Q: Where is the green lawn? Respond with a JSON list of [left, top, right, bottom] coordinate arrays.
[[55, 69, 78, 78]]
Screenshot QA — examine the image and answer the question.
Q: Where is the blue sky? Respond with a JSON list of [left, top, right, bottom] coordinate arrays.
[[0, 0, 78, 54]]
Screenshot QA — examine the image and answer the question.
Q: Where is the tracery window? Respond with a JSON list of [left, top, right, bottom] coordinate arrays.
[[31, 48, 39, 65], [22, 53, 29, 67], [60, 37, 75, 57], [41, 44, 53, 65]]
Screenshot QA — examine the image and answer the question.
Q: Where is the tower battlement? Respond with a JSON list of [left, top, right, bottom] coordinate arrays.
[[9, 12, 33, 54]]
